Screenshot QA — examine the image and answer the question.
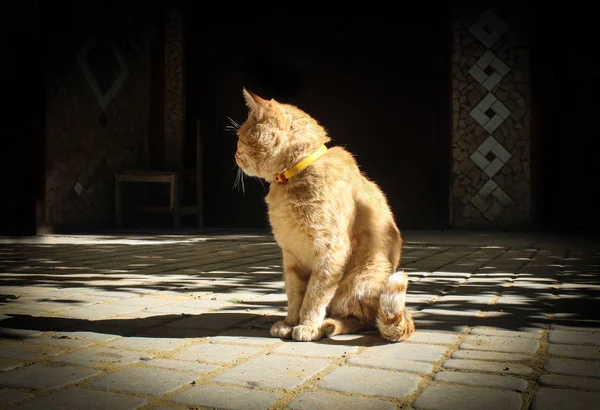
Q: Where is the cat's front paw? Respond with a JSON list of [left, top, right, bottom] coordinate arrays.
[[270, 321, 293, 339], [292, 325, 322, 342]]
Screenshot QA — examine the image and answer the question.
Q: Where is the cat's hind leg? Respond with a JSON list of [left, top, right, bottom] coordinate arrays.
[[321, 316, 373, 337]]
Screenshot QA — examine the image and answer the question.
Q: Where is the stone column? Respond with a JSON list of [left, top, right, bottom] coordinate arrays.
[[450, 5, 531, 229], [164, 9, 185, 170]]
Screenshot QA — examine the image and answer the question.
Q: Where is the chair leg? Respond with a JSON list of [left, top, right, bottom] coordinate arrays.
[[115, 177, 122, 229], [170, 173, 181, 229]]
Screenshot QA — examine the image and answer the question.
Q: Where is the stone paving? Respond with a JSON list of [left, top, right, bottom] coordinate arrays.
[[0, 230, 598, 409]]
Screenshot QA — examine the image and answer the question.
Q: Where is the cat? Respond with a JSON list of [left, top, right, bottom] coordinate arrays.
[[233, 88, 414, 342]]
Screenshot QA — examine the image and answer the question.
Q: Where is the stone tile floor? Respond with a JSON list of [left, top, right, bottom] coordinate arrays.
[[0, 229, 598, 409]]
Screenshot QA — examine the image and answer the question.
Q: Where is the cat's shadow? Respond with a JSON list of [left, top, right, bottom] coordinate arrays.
[[0, 312, 391, 347]]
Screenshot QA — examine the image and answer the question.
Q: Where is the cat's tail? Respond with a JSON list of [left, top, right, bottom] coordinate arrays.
[[376, 271, 415, 342]]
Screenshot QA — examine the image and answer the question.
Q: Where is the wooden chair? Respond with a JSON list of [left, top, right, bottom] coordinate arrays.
[[115, 120, 203, 229]]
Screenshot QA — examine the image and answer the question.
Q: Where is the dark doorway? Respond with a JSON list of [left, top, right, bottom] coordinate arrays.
[[1, 2, 46, 236], [532, 12, 600, 234], [186, 12, 451, 230]]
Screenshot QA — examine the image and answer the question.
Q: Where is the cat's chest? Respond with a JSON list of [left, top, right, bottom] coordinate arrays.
[[265, 187, 314, 257]]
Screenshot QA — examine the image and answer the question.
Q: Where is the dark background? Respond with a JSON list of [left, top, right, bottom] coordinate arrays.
[[2, 1, 599, 235]]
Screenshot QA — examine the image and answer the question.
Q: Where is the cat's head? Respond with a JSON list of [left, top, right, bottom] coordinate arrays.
[[234, 88, 330, 182]]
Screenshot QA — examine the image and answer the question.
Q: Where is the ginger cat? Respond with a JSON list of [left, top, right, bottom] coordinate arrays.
[[234, 88, 414, 342]]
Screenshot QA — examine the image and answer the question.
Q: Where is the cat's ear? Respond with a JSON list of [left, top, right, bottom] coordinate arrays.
[[242, 88, 267, 113]]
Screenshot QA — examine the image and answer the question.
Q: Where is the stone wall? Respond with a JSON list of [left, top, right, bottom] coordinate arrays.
[[45, 7, 156, 231], [164, 9, 185, 170], [451, 5, 531, 229]]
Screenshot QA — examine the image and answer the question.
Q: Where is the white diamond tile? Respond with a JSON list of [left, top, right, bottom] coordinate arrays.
[[471, 194, 489, 213], [483, 72, 503, 91], [478, 93, 497, 112], [74, 181, 83, 196], [490, 57, 510, 76], [469, 107, 489, 128], [470, 150, 490, 170], [492, 187, 512, 206], [479, 179, 498, 198], [477, 136, 499, 156], [491, 143, 512, 163], [469, 9, 509, 49], [484, 158, 504, 177], [483, 115, 504, 134], [491, 100, 511, 120], [470, 51, 510, 91], [78, 37, 130, 111], [476, 50, 496, 69], [468, 65, 488, 85]]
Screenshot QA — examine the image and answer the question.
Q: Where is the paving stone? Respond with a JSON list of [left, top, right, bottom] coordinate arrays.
[[0, 357, 24, 371], [167, 312, 255, 330], [434, 371, 528, 391], [539, 374, 600, 391], [413, 383, 522, 410], [144, 299, 228, 315], [11, 387, 147, 410], [105, 336, 189, 353], [0, 364, 99, 390], [0, 388, 33, 406], [405, 331, 460, 345], [413, 319, 470, 333], [170, 384, 281, 409], [419, 308, 483, 318], [451, 350, 534, 363], [287, 391, 396, 410], [347, 343, 446, 374], [459, 334, 539, 354], [52, 328, 125, 342], [326, 332, 388, 346], [548, 329, 600, 345], [469, 326, 542, 338], [545, 357, 600, 378], [55, 304, 142, 320], [348, 356, 433, 375], [530, 387, 600, 410], [443, 359, 533, 375], [0, 328, 44, 339], [108, 296, 173, 307], [0, 343, 64, 361], [87, 366, 197, 395], [212, 354, 330, 389], [547, 343, 600, 360], [26, 334, 95, 348], [142, 358, 221, 374], [49, 347, 149, 368], [318, 365, 421, 398], [140, 326, 214, 339], [175, 342, 263, 364], [208, 328, 285, 345], [272, 340, 359, 357], [550, 324, 600, 332]]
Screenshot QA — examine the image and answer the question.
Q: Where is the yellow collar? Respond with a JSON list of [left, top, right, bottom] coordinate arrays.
[[274, 145, 328, 183]]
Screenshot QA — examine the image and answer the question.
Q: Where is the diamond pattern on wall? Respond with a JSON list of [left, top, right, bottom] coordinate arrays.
[[78, 37, 130, 112], [467, 9, 513, 222], [468, 50, 510, 91], [469, 93, 511, 135], [468, 9, 508, 48], [470, 136, 512, 178]]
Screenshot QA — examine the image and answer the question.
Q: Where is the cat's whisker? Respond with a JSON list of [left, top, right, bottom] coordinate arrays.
[[232, 167, 247, 196], [240, 170, 246, 195], [227, 117, 240, 129]]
